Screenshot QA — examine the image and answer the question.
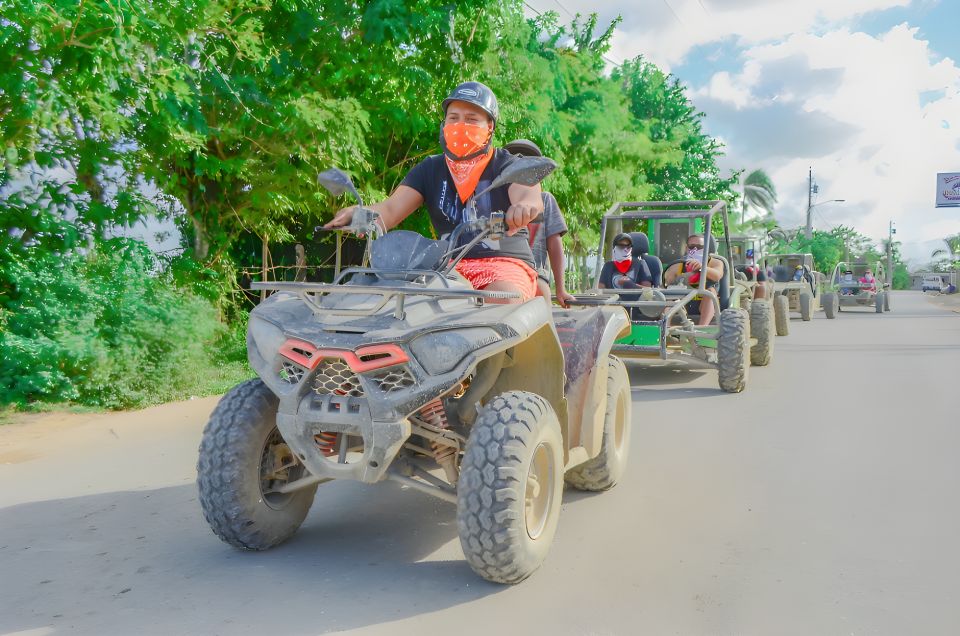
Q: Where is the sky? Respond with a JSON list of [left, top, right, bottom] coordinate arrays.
[[526, 0, 960, 266]]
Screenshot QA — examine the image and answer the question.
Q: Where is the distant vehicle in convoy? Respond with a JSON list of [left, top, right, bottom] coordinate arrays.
[[764, 253, 823, 334], [821, 261, 891, 317], [922, 275, 946, 293]]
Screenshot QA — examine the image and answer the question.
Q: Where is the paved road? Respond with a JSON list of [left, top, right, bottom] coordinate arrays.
[[2, 291, 959, 635]]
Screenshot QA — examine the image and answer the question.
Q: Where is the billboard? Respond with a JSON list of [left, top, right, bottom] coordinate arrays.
[[936, 172, 960, 207]]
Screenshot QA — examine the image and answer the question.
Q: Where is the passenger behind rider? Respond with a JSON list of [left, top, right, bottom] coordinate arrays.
[[325, 81, 543, 304], [859, 269, 877, 293], [597, 233, 654, 290], [503, 139, 575, 308], [663, 234, 724, 326]]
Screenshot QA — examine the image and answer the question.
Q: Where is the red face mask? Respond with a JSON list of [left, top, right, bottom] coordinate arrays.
[[441, 122, 494, 203]]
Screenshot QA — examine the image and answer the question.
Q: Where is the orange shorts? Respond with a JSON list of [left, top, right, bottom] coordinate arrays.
[[455, 257, 539, 302]]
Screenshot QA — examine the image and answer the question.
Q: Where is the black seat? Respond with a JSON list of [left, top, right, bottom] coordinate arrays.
[[629, 231, 662, 288]]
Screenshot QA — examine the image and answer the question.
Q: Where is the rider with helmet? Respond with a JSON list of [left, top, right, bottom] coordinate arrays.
[[326, 81, 544, 303]]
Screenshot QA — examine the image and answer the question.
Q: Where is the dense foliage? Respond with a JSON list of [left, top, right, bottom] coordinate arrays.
[[1, 0, 740, 408]]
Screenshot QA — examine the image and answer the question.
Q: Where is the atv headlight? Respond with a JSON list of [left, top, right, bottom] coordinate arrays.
[[410, 328, 501, 375], [248, 317, 287, 368]]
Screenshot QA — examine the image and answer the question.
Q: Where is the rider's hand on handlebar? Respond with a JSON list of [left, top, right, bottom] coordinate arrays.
[[504, 202, 539, 237], [324, 205, 356, 229]]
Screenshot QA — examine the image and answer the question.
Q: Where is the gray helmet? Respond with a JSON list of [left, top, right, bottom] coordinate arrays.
[[503, 139, 542, 157], [442, 81, 499, 126]]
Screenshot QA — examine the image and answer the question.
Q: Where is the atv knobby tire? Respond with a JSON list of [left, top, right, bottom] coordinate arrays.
[[823, 292, 838, 319], [875, 292, 884, 313], [718, 308, 749, 393], [799, 292, 813, 321], [457, 391, 564, 584], [749, 300, 774, 367], [566, 356, 631, 491], [884, 291, 891, 312], [774, 293, 790, 336], [198, 379, 317, 550]]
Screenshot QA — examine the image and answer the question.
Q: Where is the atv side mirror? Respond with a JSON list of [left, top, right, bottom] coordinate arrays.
[[472, 156, 557, 200], [318, 168, 364, 207]]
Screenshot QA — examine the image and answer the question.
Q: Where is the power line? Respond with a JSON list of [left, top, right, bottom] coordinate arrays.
[[662, 0, 683, 25]]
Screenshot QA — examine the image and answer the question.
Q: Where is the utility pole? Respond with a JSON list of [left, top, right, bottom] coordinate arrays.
[[805, 166, 813, 240], [887, 220, 896, 286]]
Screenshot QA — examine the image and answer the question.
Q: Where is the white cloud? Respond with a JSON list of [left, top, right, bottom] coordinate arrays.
[[526, 1, 960, 265]]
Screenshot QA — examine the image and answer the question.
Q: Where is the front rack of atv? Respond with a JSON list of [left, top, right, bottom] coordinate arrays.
[[252, 268, 520, 319]]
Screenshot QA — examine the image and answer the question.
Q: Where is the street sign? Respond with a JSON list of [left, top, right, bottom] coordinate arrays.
[[936, 172, 960, 207]]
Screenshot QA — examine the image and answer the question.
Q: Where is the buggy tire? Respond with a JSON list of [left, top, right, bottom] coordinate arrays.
[[884, 291, 891, 312], [718, 308, 749, 393], [457, 391, 564, 584], [749, 300, 774, 367], [799, 292, 813, 321], [774, 293, 790, 336], [566, 356, 631, 491], [197, 379, 317, 551], [740, 297, 752, 315], [823, 292, 838, 319], [875, 292, 884, 313]]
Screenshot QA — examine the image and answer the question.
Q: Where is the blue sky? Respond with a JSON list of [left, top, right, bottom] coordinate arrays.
[[526, 0, 960, 266]]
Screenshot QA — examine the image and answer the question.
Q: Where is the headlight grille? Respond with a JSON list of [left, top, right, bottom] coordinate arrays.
[[313, 359, 365, 397]]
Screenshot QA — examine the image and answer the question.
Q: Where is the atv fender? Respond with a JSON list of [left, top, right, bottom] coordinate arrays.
[[553, 306, 630, 467]]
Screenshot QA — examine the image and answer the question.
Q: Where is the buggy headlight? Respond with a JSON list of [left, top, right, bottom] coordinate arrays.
[[410, 328, 501, 375]]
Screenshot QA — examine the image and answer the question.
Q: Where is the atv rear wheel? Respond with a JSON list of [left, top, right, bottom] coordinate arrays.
[[799, 292, 813, 321], [884, 291, 891, 311], [749, 300, 774, 367], [875, 292, 884, 313], [718, 308, 749, 393], [457, 391, 563, 584], [774, 293, 790, 336], [197, 379, 318, 550], [565, 356, 631, 491], [823, 292, 838, 319]]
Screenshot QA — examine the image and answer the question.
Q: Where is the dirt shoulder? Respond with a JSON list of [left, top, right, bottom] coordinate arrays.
[[924, 290, 960, 313], [0, 395, 220, 508]]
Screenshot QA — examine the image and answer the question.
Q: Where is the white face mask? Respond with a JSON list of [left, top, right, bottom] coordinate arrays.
[[613, 246, 632, 262], [864, 274, 874, 281], [686, 248, 703, 261]]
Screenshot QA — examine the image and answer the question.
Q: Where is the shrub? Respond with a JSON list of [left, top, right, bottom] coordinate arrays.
[[0, 238, 248, 409]]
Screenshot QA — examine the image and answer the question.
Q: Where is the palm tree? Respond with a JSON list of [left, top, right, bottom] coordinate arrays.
[[931, 233, 960, 269], [741, 169, 777, 225]]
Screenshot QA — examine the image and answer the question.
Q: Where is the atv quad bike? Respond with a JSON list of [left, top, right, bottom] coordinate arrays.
[[821, 261, 891, 318], [764, 253, 823, 334], [196, 158, 632, 585], [570, 201, 774, 393]]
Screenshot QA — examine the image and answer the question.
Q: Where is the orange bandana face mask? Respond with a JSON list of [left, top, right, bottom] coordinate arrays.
[[441, 122, 494, 203]]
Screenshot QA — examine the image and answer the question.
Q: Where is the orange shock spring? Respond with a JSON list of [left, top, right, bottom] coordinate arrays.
[[419, 399, 458, 483], [314, 431, 339, 457]]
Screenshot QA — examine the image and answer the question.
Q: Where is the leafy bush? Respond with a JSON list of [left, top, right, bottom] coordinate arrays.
[[0, 238, 250, 409]]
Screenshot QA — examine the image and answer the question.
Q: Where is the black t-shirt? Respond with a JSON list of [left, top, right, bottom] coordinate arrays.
[[400, 149, 535, 266], [599, 258, 653, 288]]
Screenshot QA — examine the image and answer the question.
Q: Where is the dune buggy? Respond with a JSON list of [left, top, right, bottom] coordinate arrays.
[[196, 157, 632, 585], [764, 253, 822, 334], [821, 261, 891, 317], [570, 201, 775, 393]]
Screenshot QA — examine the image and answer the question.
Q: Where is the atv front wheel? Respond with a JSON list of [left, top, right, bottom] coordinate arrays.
[[799, 292, 813, 321], [457, 391, 563, 584], [875, 292, 884, 313], [774, 294, 790, 336], [749, 300, 774, 366], [718, 308, 749, 393], [197, 379, 317, 550], [823, 292, 838, 319], [884, 292, 891, 312], [566, 356, 631, 491]]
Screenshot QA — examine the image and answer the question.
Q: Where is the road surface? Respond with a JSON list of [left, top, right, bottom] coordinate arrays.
[[2, 291, 959, 635]]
